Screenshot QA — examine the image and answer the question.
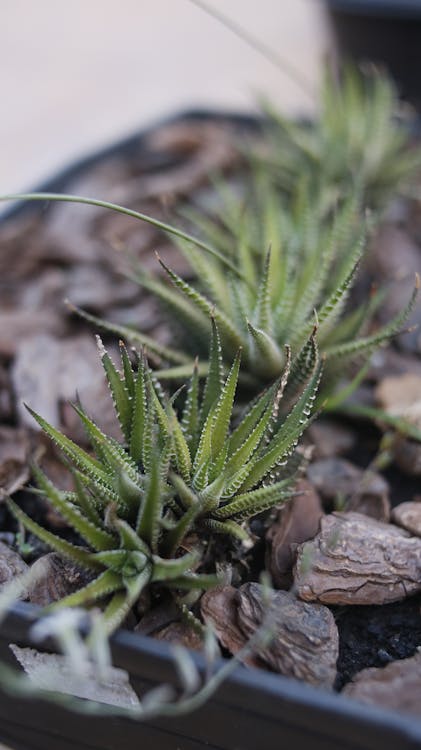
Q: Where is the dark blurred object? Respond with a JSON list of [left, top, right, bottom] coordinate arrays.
[[327, 1, 421, 107]]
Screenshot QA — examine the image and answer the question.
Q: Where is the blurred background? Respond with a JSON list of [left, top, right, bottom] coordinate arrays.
[[0, 0, 330, 193]]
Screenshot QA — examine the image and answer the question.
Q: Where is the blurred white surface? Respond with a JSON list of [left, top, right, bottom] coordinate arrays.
[[0, 0, 329, 194]]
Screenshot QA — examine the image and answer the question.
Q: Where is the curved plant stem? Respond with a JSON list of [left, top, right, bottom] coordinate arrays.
[[0, 193, 248, 282]]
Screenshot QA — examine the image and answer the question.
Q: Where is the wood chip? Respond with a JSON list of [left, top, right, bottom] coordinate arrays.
[[0, 426, 30, 497], [237, 583, 338, 688], [392, 501, 421, 537], [306, 419, 356, 459], [375, 373, 421, 429], [266, 480, 323, 588], [307, 458, 390, 521], [201, 586, 249, 658], [343, 651, 421, 715], [295, 512, 421, 605], [27, 553, 92, 606], [12, 334, 121, 442], [393, 437, 421, 476], [154, 621, 203, 651], [201, 583, 338, 687], [0, 542, 27, 587]]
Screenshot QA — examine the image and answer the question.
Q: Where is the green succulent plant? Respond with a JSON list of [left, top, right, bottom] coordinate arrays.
[[113, 181, 417, 405], [263, 66, 421, 210], [7, 323, 320, 633]]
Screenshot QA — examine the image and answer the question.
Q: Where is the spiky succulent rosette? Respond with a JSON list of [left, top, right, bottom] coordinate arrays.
[[263, 66, 421, 210], [7, 322, 320, 633], [115, 183, 418, 408]]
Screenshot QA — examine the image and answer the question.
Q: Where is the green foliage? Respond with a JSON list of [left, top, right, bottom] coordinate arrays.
[[263, 66, 421, 210], [7, 326, 319, 633], [126, 180, 418, 405]]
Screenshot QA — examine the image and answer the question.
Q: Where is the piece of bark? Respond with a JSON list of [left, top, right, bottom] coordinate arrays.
[[154, 621, 203, 651], [0, 542, 27, 587], [343, 651, 421, 715], [201, 586, 249, 658], [375, 373, 421, 429], [28, 553, 91, 606], [307, 458, 390, 521], [266, 480, 324, 588], [369, 348, 421, 383], [12, 334, 64, 428], [295, 512, 421, 605], [64, 265, 138, 314], [0, 426, 31, 497], [135, 599, 179, 636], [346, 488, 391, 523], [306, 419, 356, 459], [13, 334, 121, 442], [392, 501, 421, 537], [393, 437, 421, 476], [0, 310, 65, 359], [236, 583, 338, 688], [368, 224, 421, 353], [0, 364, 13, 423], [201, 583, 338, 687]]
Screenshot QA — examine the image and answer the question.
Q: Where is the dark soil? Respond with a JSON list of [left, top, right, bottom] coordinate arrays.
[[335, 595, 421, 690]]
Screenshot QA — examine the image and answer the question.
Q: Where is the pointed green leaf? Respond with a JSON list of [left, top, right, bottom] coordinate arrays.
[[247, 321, 283, 379], [32, 466, 115, 551], [53, 569, 123, 610], [151, 552, 199, 582], [213, 478, 292, 521], [6, 498, 99, 570], [200, 518, 251, 543], [98, 337, 131, 441], [136, 452, 162, 550]]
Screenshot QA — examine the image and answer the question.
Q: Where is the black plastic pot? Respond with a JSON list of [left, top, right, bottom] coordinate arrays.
[[326, 0, 421, 106], [2, 602, 421, 750], [1, 111, 421, 750]]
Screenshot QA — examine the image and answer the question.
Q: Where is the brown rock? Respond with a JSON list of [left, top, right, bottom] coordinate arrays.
[[392, 501, 421, 537], [154, 621, 203, 651], [266, 480, 323, 588], [236, 583, 338, 688], [0, 426, 30, 497], [343, 651, 421, 715], [295, 512, 421, 605], [0, 542, 27, 587], [28, 553, 91, 606], [307, 458, 390, 521]]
